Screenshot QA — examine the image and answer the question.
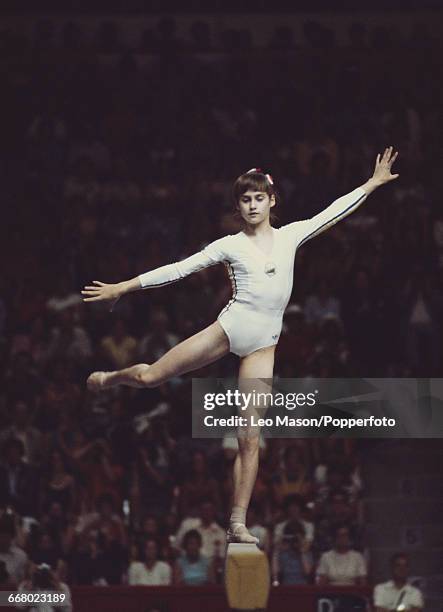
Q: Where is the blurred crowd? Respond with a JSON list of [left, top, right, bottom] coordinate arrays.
[[0, 12, 440, 603], [1, 432, 368, 588]]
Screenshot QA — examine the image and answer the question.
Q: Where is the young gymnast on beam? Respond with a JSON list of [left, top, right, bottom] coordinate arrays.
[[82, 147, 399, 544]]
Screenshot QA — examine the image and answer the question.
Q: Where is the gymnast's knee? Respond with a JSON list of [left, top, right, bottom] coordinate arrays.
[[237, 434, 260, 454]]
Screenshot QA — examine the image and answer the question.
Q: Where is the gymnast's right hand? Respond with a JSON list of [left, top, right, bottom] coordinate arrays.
[[81, 280, 122, 311]]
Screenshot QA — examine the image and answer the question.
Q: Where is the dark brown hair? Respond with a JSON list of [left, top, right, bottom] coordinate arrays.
[[232, 170, 279, 223], [233, 170, 275, 200]]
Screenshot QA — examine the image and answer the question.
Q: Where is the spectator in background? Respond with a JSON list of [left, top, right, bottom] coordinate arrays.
[[274, 520, 313, 585], [314, 488, 363, 554], [56, 426, 98, 494], [39, 501, 71, 557], [9, 318, 52, 370], [42, 450, 76, 515], [75, 493, 126, 543], [304, 279, 341, 326], [87, 439, 124, 509], [0, 438, 40, 518], [28, 530, 63, 570], [316, 524, 367, 586], [314, 465, 361, 510], [272, 445, 313, 506], [68, 531, 111, 585], [138, 309, 179, 364], [48, 309, 93, 367], [0, 399, 42, 466], [313, 439, 362, 504], [276, 305, 315, 377], [100, 318, 137, 370], [105, 397, 135, 470], [341, 267, 383, 373], [3, 352, 41, 404], [17, 562, 72, 612], [296, 151, 340, 220], [179, 450, 221, 517], [0, 514, 28, 586], [0, 559, 16, 590], [74, 493, 127, 585], [294, 118, 339, 179], [175, 501, 224, 561], [133, 515, 162, 555], [310, 315, 350, 376], [131, 424, 174, 520], [374, 552, 424, 612], [43, 361, 82, 415], [128, 537, 171, 586], [274, 494, 314, 550], [173, 529, 213, 585], [74, 493, 127, 583], [402, 267, 442, 376]]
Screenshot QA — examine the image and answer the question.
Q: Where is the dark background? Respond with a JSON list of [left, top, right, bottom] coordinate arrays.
[[1, 0, 443, 12]]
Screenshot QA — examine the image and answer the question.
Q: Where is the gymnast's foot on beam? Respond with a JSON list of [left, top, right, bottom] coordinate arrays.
[[226, 524, 259, 544]]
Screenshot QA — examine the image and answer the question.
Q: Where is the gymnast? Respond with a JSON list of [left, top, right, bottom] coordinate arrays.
[[82, 146, 399, 543]]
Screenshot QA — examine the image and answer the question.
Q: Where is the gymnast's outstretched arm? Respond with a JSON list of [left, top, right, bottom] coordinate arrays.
[[287, 146, 399, 247], [81, 236, 228, 310]]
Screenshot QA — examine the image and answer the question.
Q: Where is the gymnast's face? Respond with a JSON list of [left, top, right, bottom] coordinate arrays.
[[238, 190, 275, 225]]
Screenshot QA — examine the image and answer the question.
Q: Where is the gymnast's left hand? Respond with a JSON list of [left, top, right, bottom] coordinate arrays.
[[371, 146, 399, 185], [81, 280, 122, 311]]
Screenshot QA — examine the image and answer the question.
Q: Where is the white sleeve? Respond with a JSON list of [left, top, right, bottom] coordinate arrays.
[[138, 236, 228, 289], [283, 187, 367, 248], [316, 552, 329, 577], [161, 562, 172, 585], [128, 562, 141, 585], [373, 584, 385, 607], [355, 552, 367, 577], [409, 587, 424, 609]]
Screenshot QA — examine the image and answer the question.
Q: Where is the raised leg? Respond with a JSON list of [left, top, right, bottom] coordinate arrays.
[[87, 321, 230, 391]]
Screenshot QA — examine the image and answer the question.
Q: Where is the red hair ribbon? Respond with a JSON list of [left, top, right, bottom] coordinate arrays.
[[246, 168, 273, 185]]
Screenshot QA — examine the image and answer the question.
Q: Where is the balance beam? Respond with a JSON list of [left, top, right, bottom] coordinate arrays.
[[224, 543, 270, 611]]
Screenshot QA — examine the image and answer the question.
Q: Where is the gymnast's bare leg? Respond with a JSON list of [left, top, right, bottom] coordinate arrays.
[[227, 345, 275, 544], [87, 320, 230, 390], [88, 320, 273, 545]]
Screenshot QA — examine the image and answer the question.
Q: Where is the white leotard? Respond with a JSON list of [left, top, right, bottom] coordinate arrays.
[[139, 187, 367, 357]]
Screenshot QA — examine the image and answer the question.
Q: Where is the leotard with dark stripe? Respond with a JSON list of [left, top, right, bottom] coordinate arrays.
[[139, 187, 367, 356]]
